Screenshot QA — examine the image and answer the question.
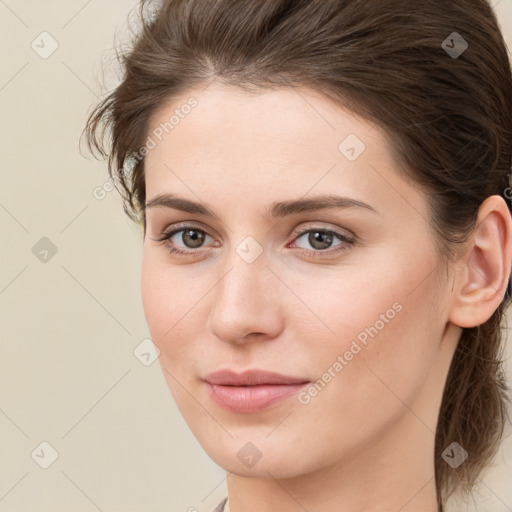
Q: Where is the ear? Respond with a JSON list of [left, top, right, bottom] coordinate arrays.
[[449, 195, 512, 328]]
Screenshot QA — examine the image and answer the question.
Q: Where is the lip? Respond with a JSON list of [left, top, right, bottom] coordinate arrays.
[[203, 369, 310, 413], [204, 369, 310, 386]]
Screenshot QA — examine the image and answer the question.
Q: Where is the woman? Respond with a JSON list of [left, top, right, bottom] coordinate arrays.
[[84, 0, 512, 510]]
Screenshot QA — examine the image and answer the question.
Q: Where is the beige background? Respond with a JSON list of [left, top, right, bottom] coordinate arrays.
[[1, 1, 512, 511]]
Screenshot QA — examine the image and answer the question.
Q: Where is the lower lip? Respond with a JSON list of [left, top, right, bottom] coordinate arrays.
[[206, 382, 309, 413]]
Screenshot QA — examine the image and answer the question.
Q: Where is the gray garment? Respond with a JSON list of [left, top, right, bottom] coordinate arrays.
[[211, 497, 228, 512]]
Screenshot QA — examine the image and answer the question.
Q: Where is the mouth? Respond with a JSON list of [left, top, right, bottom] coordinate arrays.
[[203, 369, 311, 413]]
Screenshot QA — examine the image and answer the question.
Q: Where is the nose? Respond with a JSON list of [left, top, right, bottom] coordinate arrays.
[[206, 250, 285, 345]]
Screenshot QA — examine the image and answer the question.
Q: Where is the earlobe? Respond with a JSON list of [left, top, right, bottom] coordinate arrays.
[[449, 195, 512, 328]]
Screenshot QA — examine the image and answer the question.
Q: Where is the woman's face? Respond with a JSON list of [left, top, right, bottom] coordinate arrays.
[[141, 83, 459, 480]]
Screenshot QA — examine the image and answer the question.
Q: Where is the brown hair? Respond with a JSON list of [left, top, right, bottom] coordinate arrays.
[[83, 0, 512, 508]]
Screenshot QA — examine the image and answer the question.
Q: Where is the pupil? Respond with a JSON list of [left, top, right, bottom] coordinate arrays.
[[184, 229, 205, 248], [310, 230, 333, 250]]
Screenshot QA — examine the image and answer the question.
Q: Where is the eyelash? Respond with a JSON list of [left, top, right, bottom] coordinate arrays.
[[151, 223, 356, 259]]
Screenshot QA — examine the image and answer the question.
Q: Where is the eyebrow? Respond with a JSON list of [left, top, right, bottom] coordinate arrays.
[[144, 193, 379, 219]]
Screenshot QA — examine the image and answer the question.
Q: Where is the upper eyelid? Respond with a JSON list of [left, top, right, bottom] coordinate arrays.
[[291, 222, 355, 238], [157, 222, 216, 241]]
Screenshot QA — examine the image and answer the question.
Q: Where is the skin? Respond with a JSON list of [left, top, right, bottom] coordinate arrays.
[[140, 82, 512, 512]]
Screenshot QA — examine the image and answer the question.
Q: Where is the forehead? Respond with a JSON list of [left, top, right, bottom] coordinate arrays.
[[143, 83, 428, 223], [146, 83, 379, 162]]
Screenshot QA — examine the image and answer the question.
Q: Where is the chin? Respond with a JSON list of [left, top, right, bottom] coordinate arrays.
[[196, 432, 317, 479]]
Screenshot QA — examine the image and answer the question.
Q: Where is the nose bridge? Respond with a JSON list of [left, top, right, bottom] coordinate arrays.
[[207, 246, 283, 342]]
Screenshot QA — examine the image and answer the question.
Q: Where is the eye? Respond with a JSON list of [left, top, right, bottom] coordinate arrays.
[[150, 223, 355, 259], [288, 225, 355, 258], [152, 225, 216, 256]]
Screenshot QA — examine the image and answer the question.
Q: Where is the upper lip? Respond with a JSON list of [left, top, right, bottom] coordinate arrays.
[[204, 369, 310, 386]]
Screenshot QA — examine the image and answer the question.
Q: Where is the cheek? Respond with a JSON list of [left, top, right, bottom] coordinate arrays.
[[141, 253, 196, 408], [140, 252, 167, 341], [278, 260, 407, 360], [141, 251, 184, 355], [140, 250, 211, 367], [295, 247, 443, 417]]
